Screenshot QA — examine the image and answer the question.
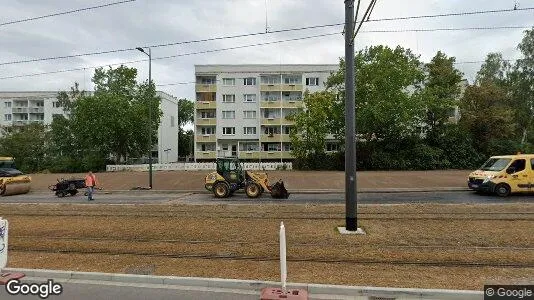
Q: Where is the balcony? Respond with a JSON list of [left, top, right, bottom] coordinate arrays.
[[29, 107, 44, 113], [281, 117, 295, 125], [13, 120, 29, 126], [281, 84, 303, 92], [196, 101, 216, 109], [260, 100, 281, 108], [282, 100, 304, 108], [260, 134, 291, 142], [12, 107, 28, 113], [238, 151, 261, 160], [196, 118, 216, 126], [260, 84, 282, 91], [261, 118, 282, 125], [196, 134, 216, 143], [195, 151, 216, 159], [260, 151, 294, 160], [195, 84, 217, 93]]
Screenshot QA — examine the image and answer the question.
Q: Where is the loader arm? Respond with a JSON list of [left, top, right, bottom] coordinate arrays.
[[245, 171, 271, 191]]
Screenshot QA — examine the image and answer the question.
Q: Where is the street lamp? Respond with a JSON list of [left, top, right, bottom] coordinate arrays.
[[136, 46, 153, 189]]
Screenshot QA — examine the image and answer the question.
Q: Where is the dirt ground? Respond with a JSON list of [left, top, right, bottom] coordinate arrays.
[[28, 170, 470, 191], [2, 203, 533, 290]]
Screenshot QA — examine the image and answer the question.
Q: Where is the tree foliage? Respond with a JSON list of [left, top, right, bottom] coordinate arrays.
[[177, 99, 194, 157], [0, 124, 50, 173]]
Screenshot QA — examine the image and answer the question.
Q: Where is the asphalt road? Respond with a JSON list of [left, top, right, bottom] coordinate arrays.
[[1, 190, 533, 204]]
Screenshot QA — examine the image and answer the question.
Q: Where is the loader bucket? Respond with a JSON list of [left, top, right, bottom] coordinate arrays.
[[0, 176, 31, 196], [270, 179, 290, 199]]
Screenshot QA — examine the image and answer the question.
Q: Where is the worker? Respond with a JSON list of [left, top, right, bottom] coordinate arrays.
[[84, 171, 97, 201]]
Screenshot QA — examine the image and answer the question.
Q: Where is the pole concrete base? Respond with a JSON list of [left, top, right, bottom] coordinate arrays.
[[337, 227, 366, 235]]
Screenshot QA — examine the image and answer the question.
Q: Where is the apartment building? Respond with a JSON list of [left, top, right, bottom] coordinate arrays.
[[194, 64, 339, 162], [0, 91, 178, 164]]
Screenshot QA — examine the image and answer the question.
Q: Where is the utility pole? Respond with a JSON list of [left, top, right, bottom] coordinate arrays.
[[344, 0, 357, 231], [136, 47, 153, 189]]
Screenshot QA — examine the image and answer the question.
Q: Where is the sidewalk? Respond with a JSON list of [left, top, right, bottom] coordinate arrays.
[[28, 170, 470, 192], [4, 268, 483, 300]]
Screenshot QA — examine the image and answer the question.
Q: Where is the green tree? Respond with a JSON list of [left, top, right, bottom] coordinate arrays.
[[421, 51, 463, 142], [475, 52, 511, 87], [327, 45, 426, 141], [177, 99, 194, 157], [0, 124, 49, 172], [289, 91, 336, 169], [510, 28, 534, 145], [52, 65, 162, 167], [459, 83, 517, 154]]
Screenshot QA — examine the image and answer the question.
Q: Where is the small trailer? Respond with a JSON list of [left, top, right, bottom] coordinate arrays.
[[48, 178, 86, 197]]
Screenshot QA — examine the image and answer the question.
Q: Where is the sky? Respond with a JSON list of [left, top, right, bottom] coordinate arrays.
[[0, 0, 533, 101]]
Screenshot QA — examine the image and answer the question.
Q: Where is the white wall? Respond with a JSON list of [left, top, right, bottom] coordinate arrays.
[[157, 91, 179, 164]]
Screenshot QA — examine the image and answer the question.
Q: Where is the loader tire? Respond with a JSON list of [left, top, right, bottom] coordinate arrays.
[[213, 182, 230, 198], [245, 182, 261, 198]]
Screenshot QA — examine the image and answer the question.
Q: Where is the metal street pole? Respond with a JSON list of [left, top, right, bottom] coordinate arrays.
[[344, 0, 357, 231], [136, 47, 153, 189], [148, 47, 153, 189]]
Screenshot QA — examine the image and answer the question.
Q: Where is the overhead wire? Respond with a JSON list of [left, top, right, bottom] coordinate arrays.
[[0, 0, 136, 27], [1, 6, 534, 66]]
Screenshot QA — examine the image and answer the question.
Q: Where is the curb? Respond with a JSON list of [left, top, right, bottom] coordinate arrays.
[[4, 268, 482, 300], [28, 187, 470, 195]]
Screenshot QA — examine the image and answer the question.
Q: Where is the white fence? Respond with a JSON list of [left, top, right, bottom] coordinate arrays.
[[106, 162, 292, 172]]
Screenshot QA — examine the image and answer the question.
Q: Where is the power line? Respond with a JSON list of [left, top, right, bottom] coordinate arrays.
[[0, 32, 340, 80], [1, 25, 531, 81], [1, 6, 533, 66], [0, 0, 136, 27]]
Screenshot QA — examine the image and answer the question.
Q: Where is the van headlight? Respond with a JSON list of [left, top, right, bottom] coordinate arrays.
[[482, 175, 495, 183], [207, 174, 217, 181]]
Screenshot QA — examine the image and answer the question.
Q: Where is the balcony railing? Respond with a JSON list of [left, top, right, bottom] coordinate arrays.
[[195, 151, 216, 159], [260, 100, 281, 107], [195, 101, 217, 109], [195, 84, 217, 93], [196, 118, 217, 125], [260, 134, 291, 142], [196, 134, 216, 142]]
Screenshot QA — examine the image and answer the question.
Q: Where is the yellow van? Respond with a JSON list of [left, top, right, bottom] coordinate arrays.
[[468, 154, 534, 197]]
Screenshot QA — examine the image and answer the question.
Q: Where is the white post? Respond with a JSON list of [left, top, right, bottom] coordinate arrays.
[[280, 221, 287, 293], [0, 217, 8, 270]]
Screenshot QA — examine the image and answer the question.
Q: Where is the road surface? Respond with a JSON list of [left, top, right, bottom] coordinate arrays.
[[0, 191, 533, 204]]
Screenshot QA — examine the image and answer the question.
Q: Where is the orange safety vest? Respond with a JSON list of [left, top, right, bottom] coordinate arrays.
[[85, 174, 97, 187]]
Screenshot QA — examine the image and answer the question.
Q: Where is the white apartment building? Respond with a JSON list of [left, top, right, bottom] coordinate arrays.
[[0, 91, 178, 164], [194, 64, 339, 162]]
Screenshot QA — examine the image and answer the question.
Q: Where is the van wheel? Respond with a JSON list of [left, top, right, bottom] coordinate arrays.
[[495, 183, 511, 197], [213, 182, 230, 198]]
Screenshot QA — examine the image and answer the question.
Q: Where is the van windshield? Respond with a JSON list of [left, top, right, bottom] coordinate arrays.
[[480, 158, 511, 171]]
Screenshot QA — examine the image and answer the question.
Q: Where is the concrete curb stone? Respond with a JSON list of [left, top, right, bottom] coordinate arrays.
[[4, 268, 483, 299]]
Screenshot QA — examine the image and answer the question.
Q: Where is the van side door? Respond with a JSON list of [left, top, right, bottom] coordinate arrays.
[[506, 159, 528, 193]]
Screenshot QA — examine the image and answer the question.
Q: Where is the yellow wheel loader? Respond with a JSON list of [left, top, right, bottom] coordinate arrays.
[[0, 157, 32, 196], [204, 157, 290, 199]]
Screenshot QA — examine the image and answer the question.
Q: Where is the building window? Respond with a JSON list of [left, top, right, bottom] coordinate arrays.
[[243, 94, 256, 102], [4, 102, 11, 108], [264, 126, 280, 135], [4, 114, 11, 121], [263, 108, 279, 119], [201, 127, 215, 135], [326, 143, 340, 152], [263, 91, 280, 101], [170, 116, 175, 127], [52, 114, 63, 119], [200, 111, 215, 118], [306, 77, 319, 86], [222, 78, 235, 86], [222, 94, 235, 103], [267, 144, 281, 151], [222, 127, 235, 135], [198, 77, 216, 84], [222, 111, 235, 119], [52, 101, 62, 108], [243, 127, 257, 135], [201, 143, 215, 151], [243, 77, 256, 86], [283, 126, 292, 134], [243, 110, 257, 119], [261, 76, 279, 85], [284, 144, 292, 151], [240, 142, 259, 151], [283, 76, 300, 84]]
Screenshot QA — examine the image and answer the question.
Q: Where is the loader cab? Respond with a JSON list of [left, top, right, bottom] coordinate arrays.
[[216, 158, 244, 186]]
